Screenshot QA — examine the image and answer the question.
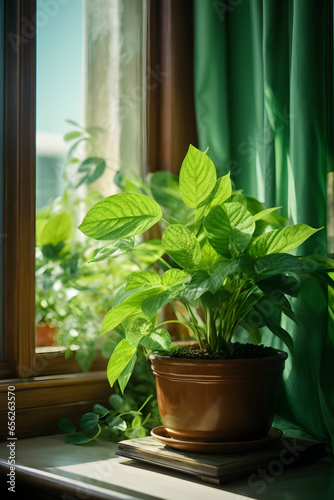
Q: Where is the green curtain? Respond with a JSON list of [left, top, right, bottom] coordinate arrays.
[[194, 0, 334, 451]]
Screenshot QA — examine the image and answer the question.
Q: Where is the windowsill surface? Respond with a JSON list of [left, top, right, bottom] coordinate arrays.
[[0, 434, 333, 500]]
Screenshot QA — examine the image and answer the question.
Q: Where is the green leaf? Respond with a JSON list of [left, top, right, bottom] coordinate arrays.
[[106, 339, 137, 388], [256, 274, 300, 297], [141, 291, 172, 318], [208, 258, 240, 293], [254, 253, 318, 278], [57, 417, 76, 434], [254, 302, 294, 354], [92, 404, 110, 418], [140, 329, 171, 352], [126, 317, 152, 347], [101, 287, 164, 334], [118, 352, 137, 393], [201, 289, 232, 308], [252, 207, 282, 222], [208, 173, 232, 207], [76, 157, 106, 187], [179, 144, 216, 208], [131, 415, 142, 428], [65, 425, 101, 445], [64, 131, 82, 141], [40, 212, 72, 247], [180, 271, 212, 301], [79, 193, 162, 241], [107, 416, 127, 431], [125, 271, 162, 291], [256, 283, 296, 322], [197, 241, 220, 272], [126, 427, 147, 439], [79, 412, 99, 432], [204, 202, 255, 257], [161, 269, 189, 287], [248, 225, 322, 257], [89, 238, 135, 263], [162, 224, 201, 269]]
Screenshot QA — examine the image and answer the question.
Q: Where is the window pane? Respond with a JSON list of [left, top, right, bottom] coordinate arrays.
[[35, 0, 147, 371], [0, 0, 4, 362]]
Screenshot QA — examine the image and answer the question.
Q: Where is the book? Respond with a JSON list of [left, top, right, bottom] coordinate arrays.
[[116, 434, 327, 485]]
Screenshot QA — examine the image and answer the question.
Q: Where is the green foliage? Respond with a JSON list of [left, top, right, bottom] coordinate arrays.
[[78, 193, 162, 241], [58, 389, 161, 445], [78, 144, 334, 391]]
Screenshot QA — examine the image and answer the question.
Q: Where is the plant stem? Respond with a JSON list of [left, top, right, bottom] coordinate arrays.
[[155, 319, 187, 329]]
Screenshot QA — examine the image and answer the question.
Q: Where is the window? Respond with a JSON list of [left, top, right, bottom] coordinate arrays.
[[0, 0, 197, 439]]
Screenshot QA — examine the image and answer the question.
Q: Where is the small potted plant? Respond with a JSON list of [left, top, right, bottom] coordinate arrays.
[[79, 145, 333, 445]]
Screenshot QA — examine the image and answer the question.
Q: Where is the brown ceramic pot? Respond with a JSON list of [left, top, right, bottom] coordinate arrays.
[[149, 350, 288, 442]]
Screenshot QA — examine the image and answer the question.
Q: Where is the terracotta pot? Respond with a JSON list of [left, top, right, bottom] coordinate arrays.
[[35, 323, 57, 347], [149, 350, 288, 442]]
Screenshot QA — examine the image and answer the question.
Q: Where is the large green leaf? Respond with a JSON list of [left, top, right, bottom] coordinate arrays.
[[125, 272, 162, 291], [101, 286, 164, 334], [40, 212, 72, 247], [248, 224, 322, 257], [179, 145, 216, 208], [204, 202, 255, 257], [106, 339, 136, 388], [78, 193, 162, 241], [162, 224, 201, 269]]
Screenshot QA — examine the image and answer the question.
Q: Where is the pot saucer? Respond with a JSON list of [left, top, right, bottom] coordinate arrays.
[[151, 427, 283, 454]]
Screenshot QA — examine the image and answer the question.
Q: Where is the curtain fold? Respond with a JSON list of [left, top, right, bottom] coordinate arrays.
[[194, 0, 334, 450], [84, 0, 147, 194]]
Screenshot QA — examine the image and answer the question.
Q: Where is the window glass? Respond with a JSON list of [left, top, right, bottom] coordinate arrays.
[[35, 0, 147, 371]]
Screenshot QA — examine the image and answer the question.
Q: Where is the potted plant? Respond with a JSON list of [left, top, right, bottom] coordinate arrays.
[[79, 145, 333, 444]]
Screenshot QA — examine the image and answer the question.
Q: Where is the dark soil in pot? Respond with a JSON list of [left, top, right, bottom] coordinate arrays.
[[171, 342, 277, 360]]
